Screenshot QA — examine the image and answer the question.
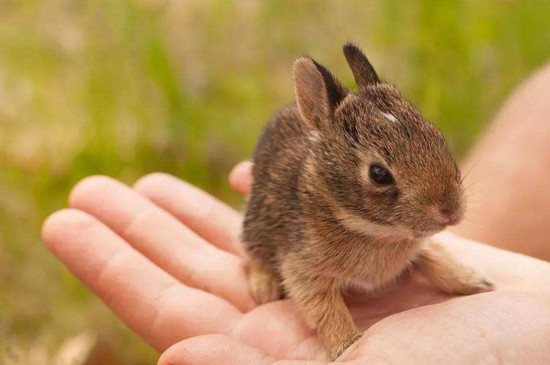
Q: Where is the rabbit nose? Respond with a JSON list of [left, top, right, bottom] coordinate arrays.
[[438, 207, 461, 226], [429, 205, 461, 226]]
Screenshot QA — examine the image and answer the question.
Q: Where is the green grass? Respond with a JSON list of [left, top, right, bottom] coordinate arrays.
[[1, 0, 550, 363]]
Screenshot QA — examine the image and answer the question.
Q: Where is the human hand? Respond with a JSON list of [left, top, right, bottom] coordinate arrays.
[[42, 162, 550, 364]]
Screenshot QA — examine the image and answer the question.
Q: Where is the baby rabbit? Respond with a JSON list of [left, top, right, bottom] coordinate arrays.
[[242, 43, 493, 360]]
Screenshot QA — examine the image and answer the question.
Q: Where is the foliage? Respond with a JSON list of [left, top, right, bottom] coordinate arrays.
[[1, 0, 549, 363]]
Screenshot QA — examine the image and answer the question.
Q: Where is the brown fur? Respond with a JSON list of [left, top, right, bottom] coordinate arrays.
[[242, 43, 493, 360]]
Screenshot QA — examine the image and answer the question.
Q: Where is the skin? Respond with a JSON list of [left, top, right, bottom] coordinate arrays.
[[40, 166, 550, 365], [453, 62, 550, 261], [41, 63, 550, 364]]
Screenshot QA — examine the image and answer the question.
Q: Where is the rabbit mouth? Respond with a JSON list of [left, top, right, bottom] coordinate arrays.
[[413, 222, 450, 238]]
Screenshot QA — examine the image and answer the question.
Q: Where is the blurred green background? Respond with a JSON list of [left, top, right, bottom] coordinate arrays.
[[1, 0, 549, 363]]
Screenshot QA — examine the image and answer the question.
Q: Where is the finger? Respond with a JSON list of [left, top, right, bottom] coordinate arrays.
[[42, 209, 242, 351], [133, 172, 244, 256], [158, 335, 328, 365], [230, 161, 253, 196], [69, 176, 255, 312]]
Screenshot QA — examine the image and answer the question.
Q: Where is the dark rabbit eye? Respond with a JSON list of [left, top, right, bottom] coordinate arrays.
[[369, 164, 394, 185]]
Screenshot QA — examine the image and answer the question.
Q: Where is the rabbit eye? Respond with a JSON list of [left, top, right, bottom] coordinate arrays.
[[369, 164, 394, 185]]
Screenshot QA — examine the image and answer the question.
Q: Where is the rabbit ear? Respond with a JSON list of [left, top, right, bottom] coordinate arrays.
[[293, 57, 347, 130], [343, 42, 379, 90]]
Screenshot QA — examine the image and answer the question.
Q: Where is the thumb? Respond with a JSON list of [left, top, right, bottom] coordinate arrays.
[[229, 161, 253, 196], [158, 334, 325, 365]]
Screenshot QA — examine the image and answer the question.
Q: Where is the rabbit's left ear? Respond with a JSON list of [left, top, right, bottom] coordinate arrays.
[[343, 42, 379, 91], [293, 57, 347, 130]]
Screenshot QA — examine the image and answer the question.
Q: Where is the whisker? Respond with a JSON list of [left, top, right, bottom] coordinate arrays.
[[463, 177, 485, 193], [460, 158, 483, 184]]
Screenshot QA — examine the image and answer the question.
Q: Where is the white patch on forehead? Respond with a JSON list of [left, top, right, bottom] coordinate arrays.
[[381, 112, 398, 123]]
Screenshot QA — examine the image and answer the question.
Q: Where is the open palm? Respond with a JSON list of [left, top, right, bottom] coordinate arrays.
[[42, 162, 550, 364]]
